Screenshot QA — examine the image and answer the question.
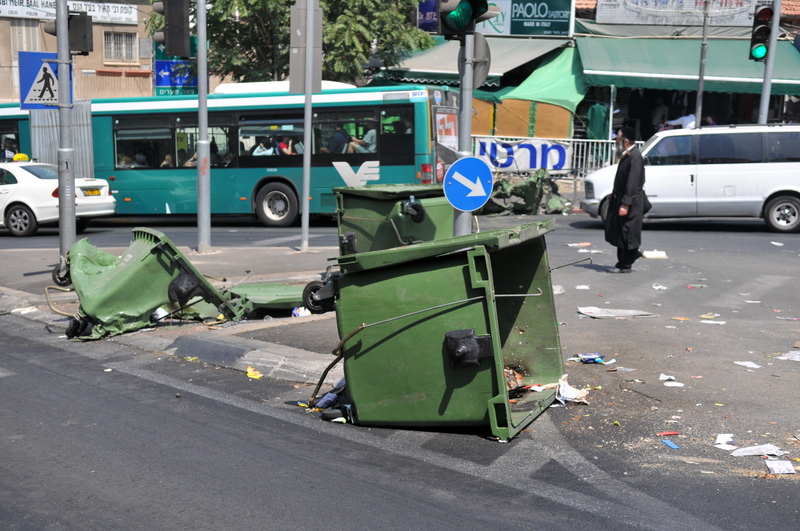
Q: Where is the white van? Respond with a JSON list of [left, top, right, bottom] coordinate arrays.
[[580, 124, 800, 233]]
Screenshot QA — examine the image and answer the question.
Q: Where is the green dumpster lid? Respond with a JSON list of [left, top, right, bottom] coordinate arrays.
[[336, 220, 555, 273], [334, 184, 444, 200]]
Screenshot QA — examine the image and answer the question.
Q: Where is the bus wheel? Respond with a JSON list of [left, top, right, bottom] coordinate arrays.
[[255, 183, 299, 227], [765, 195, 800, 233]]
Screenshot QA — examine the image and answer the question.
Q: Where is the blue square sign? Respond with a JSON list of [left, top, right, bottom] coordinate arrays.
[[19, 52, 72, 110]]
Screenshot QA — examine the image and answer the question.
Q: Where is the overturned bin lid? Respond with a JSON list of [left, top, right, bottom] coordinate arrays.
[[334, 220, 564, 441]]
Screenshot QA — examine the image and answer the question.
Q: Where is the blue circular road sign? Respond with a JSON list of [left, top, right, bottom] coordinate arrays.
[[443, 156, 494, 212]]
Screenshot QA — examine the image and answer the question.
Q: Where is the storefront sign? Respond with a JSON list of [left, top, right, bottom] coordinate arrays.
[[476, 137, 570, 172]]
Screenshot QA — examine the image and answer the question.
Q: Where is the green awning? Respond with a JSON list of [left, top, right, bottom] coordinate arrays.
[[576, 37, 800, 95], [500, 47, 588, 113], [381, 37, 570, 88]]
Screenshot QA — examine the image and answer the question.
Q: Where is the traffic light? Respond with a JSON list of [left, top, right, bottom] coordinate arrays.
[[43, 12, 94, 56], [153, 0, 191, 58], [437, 0, 489, 35], [749, 4, 774, 61]]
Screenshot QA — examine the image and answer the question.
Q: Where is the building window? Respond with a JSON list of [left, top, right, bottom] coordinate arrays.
[[104, 32, 137, 63]]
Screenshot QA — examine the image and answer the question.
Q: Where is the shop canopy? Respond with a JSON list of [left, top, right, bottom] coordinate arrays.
[[381, 37, 570, 88], [501, 47, 588, 113], [576, 37, 800, 95]]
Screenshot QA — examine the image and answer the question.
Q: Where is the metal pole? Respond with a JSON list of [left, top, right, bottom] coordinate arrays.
[[300, 0, 315, 252], [454, 33, 474, 237], [758, 0, 782, 124], [196, 0, 211, 252], [56, 0, 75, 264], [695, 0, 709, 126], [608, 84, 616, 164]]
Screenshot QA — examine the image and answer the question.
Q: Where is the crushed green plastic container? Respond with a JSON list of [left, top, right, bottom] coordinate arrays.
[[69, 227, 250, 339], [335, 184, 453, 255], [334, 220, 564, 441]]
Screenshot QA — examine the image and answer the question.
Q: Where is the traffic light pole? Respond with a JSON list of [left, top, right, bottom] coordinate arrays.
[[56, 0, 76, 264], [454, 33, 474, 237], [196, 0, 211, 253], [758, 0, 782, 124], [694, 0, 709, 126]]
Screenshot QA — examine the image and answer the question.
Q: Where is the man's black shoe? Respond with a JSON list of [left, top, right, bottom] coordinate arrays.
[[606, 267, 633, 274]]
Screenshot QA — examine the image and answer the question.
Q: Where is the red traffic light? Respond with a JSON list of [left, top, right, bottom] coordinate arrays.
[[755, 5, 773, 22]]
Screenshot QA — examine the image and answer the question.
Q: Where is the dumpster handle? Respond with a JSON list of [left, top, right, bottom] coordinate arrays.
[[389, 219, 422, 246], [308, 323, 365, 406]]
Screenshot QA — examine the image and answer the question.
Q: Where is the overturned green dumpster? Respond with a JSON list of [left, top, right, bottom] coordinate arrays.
[[334, 220, 564, 441], [66, 227, 303, 339]]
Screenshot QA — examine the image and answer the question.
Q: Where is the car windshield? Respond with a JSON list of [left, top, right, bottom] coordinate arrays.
[[19, 164, 59, 179]]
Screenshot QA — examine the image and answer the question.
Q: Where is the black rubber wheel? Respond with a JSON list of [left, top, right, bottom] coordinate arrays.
[[255, 182, 299, 227], [303, 280, 334, 314], [51, 266, 71, 287], [5, 204, 38, 237], [764, 195, 800, 233], [599, 197, 610, 225], [65, 317, 89, 339], [76, 218, 91, 234]]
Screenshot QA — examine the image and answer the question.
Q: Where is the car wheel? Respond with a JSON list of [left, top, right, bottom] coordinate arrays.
[[599, 197, 610, 225], [765, 195, 800, 233], [76, 218, 91, 234], [255, 182, 299, 227], [5, 204, 38, 237]]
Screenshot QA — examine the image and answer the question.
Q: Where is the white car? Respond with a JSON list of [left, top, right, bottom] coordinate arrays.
[[0, 162, 116, 237]]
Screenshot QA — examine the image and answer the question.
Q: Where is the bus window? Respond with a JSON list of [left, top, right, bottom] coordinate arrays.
[[238, 116, 304, 166], [114, 128, 171, 169], [314, 111, 379, 155]]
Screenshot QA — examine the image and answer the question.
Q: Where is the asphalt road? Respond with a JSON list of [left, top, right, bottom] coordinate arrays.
[[2, 212, 800, 528]]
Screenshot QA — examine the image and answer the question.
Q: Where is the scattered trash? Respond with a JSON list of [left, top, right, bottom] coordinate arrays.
[[504, 367, 524, 390], [556, 374, 589, 404], [734, 361, 762, 369], [690, 375, 703, 378], [576, 285, 591, 290], [665, 325, 677, 329], [578, 306, 657, 319], [663, 381, 685, 387], [658, 431, 680, 436], [246, 366, 264, 379], [613, 420, 621, 426], [714, 434, 738, 451], [576, 353, 603, 363], [776, 316, 800, 321], [672, 317, 690, 321], [552, 285, 566, 295], [577, 249, 603, 254], [770, 241, 784, 247], [766, 461, 796, 474], [686, 284, 707, 289], [642, 250, 668, 259], [104, 368, 113, 372], [777, 351, 800, 361], [566, 242, 592, 247], [292, 306, 312, 317], [730, 444, 788, 457], [699, 313, 720, 319], [331, 417, 347, 424], [700, 320, 726, 325], [745, 300, 761, 304], [662, 440, 681, 449], [659, 373, 676, 381], [714, 403, 724, 407], [652, 283, 668, 290]]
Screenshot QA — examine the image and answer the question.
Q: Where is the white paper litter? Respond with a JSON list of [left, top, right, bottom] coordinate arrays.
[[575, 285, 590, 290], [766, 461, 796, 474], [777, 351, 800, 361], [552, 285, 566, 295], [659, 373, 676, 381], [566, 242, 591, 247], [577, 249, 603, 254], [714, 434, 736, 450], [730, 444, 788, 457], [652, 283, 668, 290], [578, 306, 657, 319], [700, 320, 726, 325], [733, 361, 762, 369], [663, 381, 684, 387], [642, 250, 668, 259], [770, 241, 784, 247], [555, 374, 589, 404]]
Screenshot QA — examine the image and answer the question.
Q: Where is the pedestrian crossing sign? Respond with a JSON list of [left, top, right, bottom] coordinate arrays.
[[19, 52, 72, 110]]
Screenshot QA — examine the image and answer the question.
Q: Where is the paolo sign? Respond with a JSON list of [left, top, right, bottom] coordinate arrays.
[[475, 0, 574, 37], [475, 137, 570, 173]]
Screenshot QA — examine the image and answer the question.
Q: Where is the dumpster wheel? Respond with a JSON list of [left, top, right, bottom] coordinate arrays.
[[51, 265, 71, 287], [302, 280, 335, 314]]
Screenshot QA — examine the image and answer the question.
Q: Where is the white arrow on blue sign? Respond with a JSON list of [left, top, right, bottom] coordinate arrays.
[[443, 156, 495, 212]]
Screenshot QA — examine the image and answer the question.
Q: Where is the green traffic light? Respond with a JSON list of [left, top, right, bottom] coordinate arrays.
[[751, 43, 768, 60], [443, 1, 474, 30]]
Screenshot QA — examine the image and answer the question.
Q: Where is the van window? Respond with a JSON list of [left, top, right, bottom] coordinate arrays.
[[766, 131, 800, 162], [647, 135, 692, 165], [699, 133, 762, 164]]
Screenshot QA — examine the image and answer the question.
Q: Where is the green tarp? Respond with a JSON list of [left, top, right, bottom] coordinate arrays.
[[500, 47, 588, 113], [576, 37, 800, 95]]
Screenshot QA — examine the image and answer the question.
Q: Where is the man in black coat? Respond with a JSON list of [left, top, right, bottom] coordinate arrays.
[[604, 126, 648, 273]]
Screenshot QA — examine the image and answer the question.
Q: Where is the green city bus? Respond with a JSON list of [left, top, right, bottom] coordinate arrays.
[[0, 83, 458, 226]]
